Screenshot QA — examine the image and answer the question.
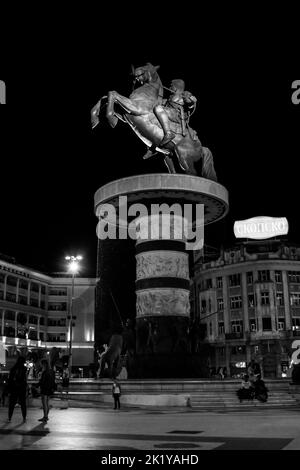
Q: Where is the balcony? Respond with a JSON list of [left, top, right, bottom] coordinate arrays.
[[225, 332, 244, 340]]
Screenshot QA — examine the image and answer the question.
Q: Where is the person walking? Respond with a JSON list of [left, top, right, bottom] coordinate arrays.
[[38, 359, 56, 422], [7, 356, 28, 423], [112, 380, 121, 410]]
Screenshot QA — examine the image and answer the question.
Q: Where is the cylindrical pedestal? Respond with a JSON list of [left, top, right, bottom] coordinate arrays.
[[135, 214, 191, 357], [94, 174, 229, 378]]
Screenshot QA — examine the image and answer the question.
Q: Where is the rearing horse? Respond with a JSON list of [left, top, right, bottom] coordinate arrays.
[[91, 63, 217, 180]]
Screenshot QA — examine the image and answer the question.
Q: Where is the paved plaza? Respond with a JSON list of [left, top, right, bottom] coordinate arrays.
[[0, 404, 300, 451]]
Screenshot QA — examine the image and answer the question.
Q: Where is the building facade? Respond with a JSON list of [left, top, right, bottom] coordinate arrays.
[[0, 256, 96, 372], [192, 241, 300, 378]]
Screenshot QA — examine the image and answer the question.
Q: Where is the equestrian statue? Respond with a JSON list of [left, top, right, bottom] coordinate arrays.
[[91, 63, 217, 180]]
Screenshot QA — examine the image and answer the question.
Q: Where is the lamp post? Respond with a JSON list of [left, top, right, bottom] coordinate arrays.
[[65, 255, 82, 378]]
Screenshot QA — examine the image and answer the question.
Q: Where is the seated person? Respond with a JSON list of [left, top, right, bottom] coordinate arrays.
[[254, 375, 268, 403], [236, 374, 255, 402]]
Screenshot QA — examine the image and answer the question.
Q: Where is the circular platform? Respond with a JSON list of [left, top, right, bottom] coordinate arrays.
[[94, 174, 229, 225]]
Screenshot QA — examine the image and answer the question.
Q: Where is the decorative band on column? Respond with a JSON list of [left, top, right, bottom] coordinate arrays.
[[136, 288, 190, 318], [136, 277, 190, 291], [136, 251, 189, 280]]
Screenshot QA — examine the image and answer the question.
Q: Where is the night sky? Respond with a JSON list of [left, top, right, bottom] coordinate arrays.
[[1, 45, 299, 278]]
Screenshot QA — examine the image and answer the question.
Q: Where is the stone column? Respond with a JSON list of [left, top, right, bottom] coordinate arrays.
[[282, 271, 291, 330], [16, 279, 20, 304], [3, 275, 7, 301], [37, 316, 40, 341], [15, 311, 18, 337], [1, 310, 4, 336], [135, 214, 191, 376]]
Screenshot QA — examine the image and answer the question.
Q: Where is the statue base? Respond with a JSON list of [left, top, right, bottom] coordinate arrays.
[[127, 353, 210, 379]]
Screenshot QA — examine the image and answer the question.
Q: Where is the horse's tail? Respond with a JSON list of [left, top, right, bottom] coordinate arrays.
[[91, 96, 108, 129], [202, 147, 218, 182]]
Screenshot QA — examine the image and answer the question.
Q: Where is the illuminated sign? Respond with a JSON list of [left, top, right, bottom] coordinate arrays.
[[235, 362, 246, 368], [234, 216, 289, 240]]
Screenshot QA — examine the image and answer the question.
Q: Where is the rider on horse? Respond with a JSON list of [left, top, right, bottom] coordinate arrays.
[[144, 79, 197, 160]]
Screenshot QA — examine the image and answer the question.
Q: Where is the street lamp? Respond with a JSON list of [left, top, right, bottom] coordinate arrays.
[[65, 255, 82, 378]]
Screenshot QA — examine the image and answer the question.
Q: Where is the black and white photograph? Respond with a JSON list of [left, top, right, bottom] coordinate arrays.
[[0, 20, 300, 460]]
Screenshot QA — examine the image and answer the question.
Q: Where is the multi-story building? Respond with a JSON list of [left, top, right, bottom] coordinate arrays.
[[0, 255, 96, 372], [192, 240, 300, 378]]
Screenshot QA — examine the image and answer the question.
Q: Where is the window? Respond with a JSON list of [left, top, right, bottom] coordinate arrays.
[[47, 318, 66, 327], [30, 283, 40, 293], [39, 317, 45, 326], [262, 317, 272, 331], [276, 292, 284, 306], [231, 320, 243, 334], [48, 302, 67, 311], [17, 313, 27, 325], [275, 271, 282, 283], [218, 347, 225, 356], [30, 298, 39, 308], [0, 273, 5, 283], [258, 270, 270, 282], [278, 318, 285, 331], [29, 315, 38, 325], [206, 279, 212, 289], [247, 272, 253, 284], [209, 322, 213, 335], [217, 298, 224, 311], [5, 311, 15, 321], [248, 294, 255, 308], [217, 277, 223, 288], [249, 319, 257, 332], [41, 285, 46, 295], [288, 271, 300, 283], [290, 293, 300, 307], [19, 295, 28, 306], [6, 292, 16, 303], [19, 280, 28, 290], [230, 296, 242, 309], [218, 322, 225, 334], [47, 333, 66, 342], [261, 291, 270, 306], [6, 276, 17, 287], [229, 274, 241, 287], [201, 299, 207, 314], [292, 318, 300, 331], [49, 288, 67, 296]]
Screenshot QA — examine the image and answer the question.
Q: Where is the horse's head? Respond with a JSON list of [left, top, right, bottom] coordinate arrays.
[[133, 63, 160, 86]]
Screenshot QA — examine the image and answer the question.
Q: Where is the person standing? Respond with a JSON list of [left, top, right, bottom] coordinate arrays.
[[112, 380, 121, 410], [7, 356, 28, 423], [38, 359, 56, 422]]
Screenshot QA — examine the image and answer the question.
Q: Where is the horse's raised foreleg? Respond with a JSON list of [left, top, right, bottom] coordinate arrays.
[[106, 91, 147, 127]]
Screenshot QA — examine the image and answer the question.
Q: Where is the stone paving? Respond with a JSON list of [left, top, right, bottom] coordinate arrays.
[[0, 405, 300, 451]]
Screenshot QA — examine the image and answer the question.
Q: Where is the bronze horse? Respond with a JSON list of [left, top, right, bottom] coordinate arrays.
[[91, 63, 217, 180]]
